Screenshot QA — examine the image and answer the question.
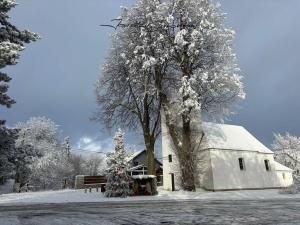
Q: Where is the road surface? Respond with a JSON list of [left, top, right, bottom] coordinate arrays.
[[1, 199, 300, 225]]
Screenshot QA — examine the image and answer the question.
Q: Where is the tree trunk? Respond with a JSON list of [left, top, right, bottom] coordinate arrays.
[[144, 134, 156, 175], [146, 144, 156, 175], [180, 117, 195, 191], [142, 93, 157, 176], [159, 92, 196, 191]]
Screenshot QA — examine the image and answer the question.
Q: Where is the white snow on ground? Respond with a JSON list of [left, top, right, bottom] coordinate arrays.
[[1, 187, 300, 205], [0, 179, 14, 195]]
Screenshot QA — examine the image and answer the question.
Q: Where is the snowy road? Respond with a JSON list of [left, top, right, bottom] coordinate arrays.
[[1, 199, 300, 225]]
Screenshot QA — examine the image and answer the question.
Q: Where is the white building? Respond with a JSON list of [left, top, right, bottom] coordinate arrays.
[[162, 120, 293, 191]]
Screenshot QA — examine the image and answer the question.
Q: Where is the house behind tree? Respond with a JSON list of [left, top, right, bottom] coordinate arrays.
[[127, 150, 163, 184], [162, 119, 294, 191]]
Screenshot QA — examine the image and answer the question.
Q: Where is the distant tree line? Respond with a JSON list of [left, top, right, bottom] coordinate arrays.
[[0, 1, 105, 191]]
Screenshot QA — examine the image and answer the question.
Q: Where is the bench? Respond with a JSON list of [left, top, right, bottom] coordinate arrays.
[[84, 176, 107, 193]]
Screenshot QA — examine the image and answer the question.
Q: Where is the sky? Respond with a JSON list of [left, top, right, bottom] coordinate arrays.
[[1, 0, 300, 155]]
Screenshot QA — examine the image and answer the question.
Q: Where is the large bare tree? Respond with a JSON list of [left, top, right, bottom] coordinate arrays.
[[93, 31, 162, 175], [96, 0, 245, 190]]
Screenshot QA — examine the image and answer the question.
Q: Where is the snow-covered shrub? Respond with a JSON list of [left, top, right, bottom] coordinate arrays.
[[105, 129, 130, 198], [29, 152, 73, 190], [279, 176, 300, 195]]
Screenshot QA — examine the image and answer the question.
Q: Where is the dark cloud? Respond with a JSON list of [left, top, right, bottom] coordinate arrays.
[[2, 0, 300, 154]]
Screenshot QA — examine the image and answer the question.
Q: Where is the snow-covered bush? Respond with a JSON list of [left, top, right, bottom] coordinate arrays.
[[279, 177, 300, 195], [29, 151, 73, 190], [105, 129, 130, 198]]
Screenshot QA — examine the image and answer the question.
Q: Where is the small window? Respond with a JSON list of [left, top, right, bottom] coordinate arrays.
[[297, 169, 299, 175], [238, 158, 245, 170], [282, 173, 285, 179], [133, 161, 138, 166], [264, 160, 271, 171], [168, 154, 172, 163]]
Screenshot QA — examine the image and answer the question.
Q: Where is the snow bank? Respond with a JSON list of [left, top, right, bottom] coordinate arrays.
[[1, 187, 300, 205]]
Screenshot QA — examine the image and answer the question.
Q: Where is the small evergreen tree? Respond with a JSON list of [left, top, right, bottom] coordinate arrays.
[[105, 129, 130, 198]]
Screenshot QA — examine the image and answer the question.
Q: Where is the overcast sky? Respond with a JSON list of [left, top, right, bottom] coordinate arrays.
[[1, 0, 300, 155]]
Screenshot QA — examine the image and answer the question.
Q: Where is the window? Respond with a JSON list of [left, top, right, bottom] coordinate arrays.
[[264, 160, 271, 171], [297, 169, 299, 175], [282, 173, 285, 179], [168, 154, 172, 163], [133, 161, 139, 166], [238, 158, 245, 170]]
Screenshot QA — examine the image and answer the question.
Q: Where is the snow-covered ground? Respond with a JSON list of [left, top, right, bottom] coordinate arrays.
[[1, 187, 299, 205], [1, 198, 300, 225]]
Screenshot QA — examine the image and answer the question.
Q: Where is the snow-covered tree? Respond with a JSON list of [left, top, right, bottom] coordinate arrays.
[[0, 0, 39, 184], [0, 125, 36, 191], [63, 136, 71, 158], [93, 36, 161, 175], [101, 0, 244, 190], [83, 152, 105, 176], [15, 117, 61, 156], [12, 139, 36, 189], [14, 117, 74, 190], [272, 132, 300, 173], [105, 129, 130, 198], [0, 0, 39, 110], [0, 124, 16, 183], [29, 151, 68, 190], [68, 154, 86, 176]]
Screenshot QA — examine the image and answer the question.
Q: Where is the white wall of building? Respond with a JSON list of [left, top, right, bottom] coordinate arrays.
[[161, 114, 293, 191], [162, 114, 181, 191], [197, 150, 214, 190], [209, 150, 281, 190], [276, 171, 293, 187]]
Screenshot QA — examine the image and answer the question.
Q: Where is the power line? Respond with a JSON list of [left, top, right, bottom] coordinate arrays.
[[71, 149, 107, 154]]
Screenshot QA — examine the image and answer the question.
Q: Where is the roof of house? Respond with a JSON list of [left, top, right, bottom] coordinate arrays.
[[127, 150, 162, 165], [201, 122, 274, 154], [128, 164, 147, 171], [127, 150, 144, 162], [274, 161, 293, 171], [131, 175, 156, 180]]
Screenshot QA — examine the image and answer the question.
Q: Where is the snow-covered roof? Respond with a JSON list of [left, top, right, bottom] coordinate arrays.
[[131, 175, 156, 180], [274, 161, 293, 172], [201, 122, 274, 154], [126, 150, 144, 162], [126, 150, 163, 165], [129, 164, 147, 171]]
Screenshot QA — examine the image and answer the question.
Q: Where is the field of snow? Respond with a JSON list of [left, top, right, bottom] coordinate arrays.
[[1, 187, 300, 205]]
